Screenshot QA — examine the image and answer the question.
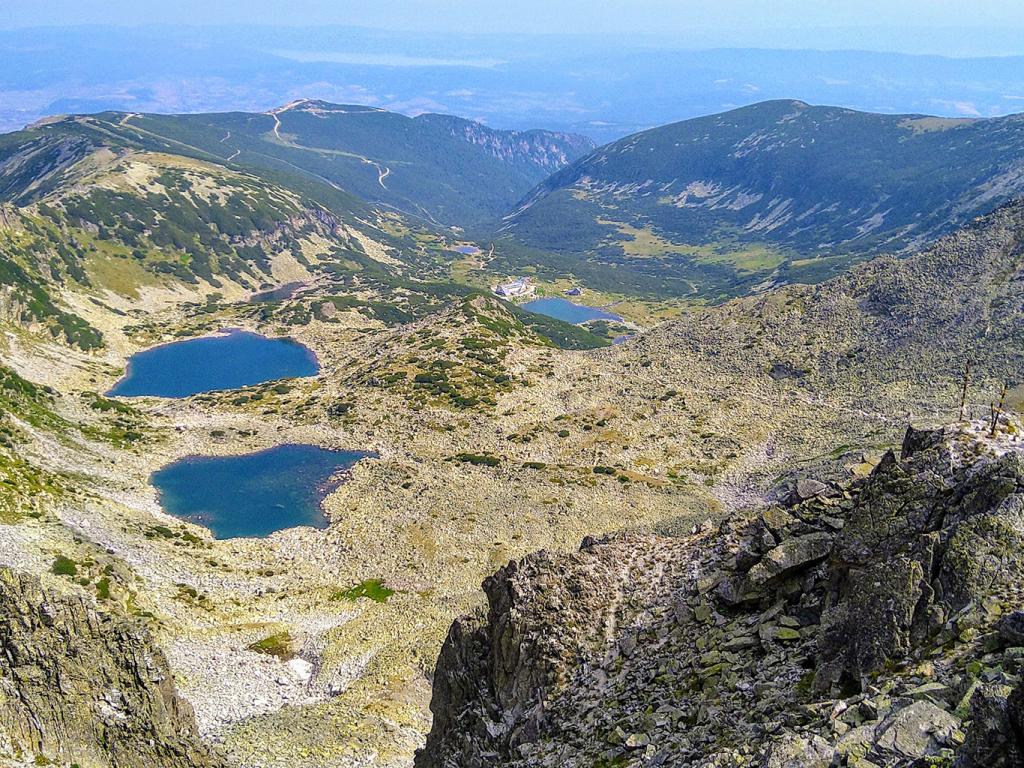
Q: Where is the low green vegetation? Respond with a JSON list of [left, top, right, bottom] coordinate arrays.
[[80, 392, 147, 446], [95, 577, 111, 601], [0, 227, 104, 349], [508, 305, 609, 350], [331, 579, 396, 604], [0, 453, 58, 523], [83, 393, 136, 414], [143, 524, 207, 547], [0, 365, 59, 433], [247, 631, 294, 660], [450, 453, 501, 467], [51, 555, 78, 577]]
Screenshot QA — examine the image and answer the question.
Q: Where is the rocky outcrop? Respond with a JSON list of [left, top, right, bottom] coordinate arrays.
[[815, 425, 1024, 693], [955, 672, 1024, 767], [0, 568, 223, 768], [635, 198, 1024, 394], [417, 420, 1024, 767]]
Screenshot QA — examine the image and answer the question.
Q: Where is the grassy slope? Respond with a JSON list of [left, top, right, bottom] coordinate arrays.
[[501, 100, 1024, 301], [0, 107, 599, 350], [0, 141, 348, 348], [89, 101, 594, 227]]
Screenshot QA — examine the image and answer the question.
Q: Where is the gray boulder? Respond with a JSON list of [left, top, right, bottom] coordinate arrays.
[[745, 532, 833, 587], [996, 611, 1024, 648], [955, 679, 1024, 767], [871, 701, 959, 761], [762, 732, 835, 768]]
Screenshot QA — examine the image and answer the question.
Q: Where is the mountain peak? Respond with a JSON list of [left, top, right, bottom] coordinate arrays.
[[503, 100, 1024, 301]]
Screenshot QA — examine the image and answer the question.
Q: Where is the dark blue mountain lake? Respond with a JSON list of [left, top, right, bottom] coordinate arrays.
[[108, 329, 319, 398], [522, 297, 623, 324], [151, 444, 370, 539]]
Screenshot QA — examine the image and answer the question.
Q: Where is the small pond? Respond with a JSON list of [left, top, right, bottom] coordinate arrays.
[[250, 282, 307, 302], [151, 444, 370, 539], [451, 245, 482, 255], [108, 329, 319, 398], [522, 297, 623, 324]]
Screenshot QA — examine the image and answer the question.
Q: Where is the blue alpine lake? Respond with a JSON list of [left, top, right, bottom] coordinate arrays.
[[151, 444, 370, 539], [108, 329, 319, 398], [522, 297, 623, 324]]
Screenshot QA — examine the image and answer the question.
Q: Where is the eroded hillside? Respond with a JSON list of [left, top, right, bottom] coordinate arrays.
[[0, 107, 1023, 768]]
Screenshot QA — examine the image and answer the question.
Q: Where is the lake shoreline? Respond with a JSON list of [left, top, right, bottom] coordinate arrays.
[[151, 444, 375, 539], [107, 328, 321, 398], [522, 296, 624, 324]]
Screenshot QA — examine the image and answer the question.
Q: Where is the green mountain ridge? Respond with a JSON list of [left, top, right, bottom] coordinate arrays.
[[0, 149, 368, 349], [498, 99, 1024, 301], [23, 99, 595, 227], [0, 102, 595, 350]]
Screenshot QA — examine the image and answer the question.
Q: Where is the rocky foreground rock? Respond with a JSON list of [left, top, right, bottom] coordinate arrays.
[[0, 568, 222, 768], [417, 420, 1024, 767]]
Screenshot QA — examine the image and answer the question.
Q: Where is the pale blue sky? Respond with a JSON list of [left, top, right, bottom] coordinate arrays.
[[2, 0, 1022, 35]]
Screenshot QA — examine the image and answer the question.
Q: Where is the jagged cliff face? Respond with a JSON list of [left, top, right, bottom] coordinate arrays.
[[417, 113, 595, 174], [418, 420, 1024, 767], [0, 569, 222, 768]]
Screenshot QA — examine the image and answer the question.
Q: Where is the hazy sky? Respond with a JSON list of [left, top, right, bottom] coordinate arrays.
[[3, 0, 1022, 36]]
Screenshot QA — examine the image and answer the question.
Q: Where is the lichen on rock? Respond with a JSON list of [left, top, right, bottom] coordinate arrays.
[[0, 568, 223, 768], [417, 419, 1024, 767]]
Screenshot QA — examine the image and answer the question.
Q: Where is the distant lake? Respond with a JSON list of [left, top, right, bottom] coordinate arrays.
[[108, 329, 319, 398], [151, 444, 370, 539], [451, 245, 481, 255], [522, 297, 623, 324], [250, 281, 307, 302]]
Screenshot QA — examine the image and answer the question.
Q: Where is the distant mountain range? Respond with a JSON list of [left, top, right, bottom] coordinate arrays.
[[499, 100, 1024, 300], [5, 27, 1024, 142], [5, 97, 1024, 329]]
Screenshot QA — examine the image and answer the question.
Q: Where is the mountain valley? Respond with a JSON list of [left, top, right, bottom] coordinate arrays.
[[0, 95, 1023, 768], [501, 100, 1024, 301]]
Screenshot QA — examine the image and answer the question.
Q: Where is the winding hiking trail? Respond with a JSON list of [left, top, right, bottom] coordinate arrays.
[[270, 112, 283, 142], [266, 104, 391, 190], [220, 131, 239, 160]]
